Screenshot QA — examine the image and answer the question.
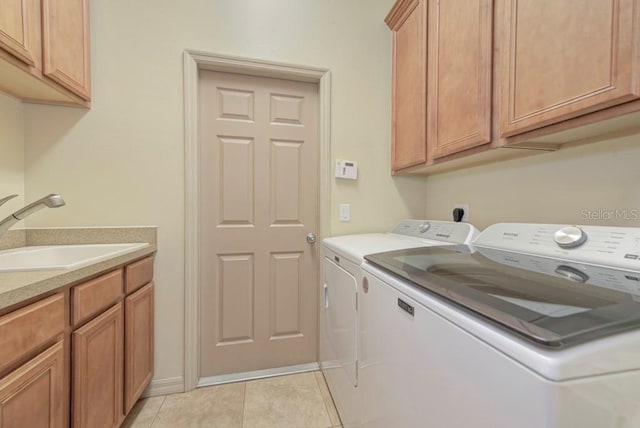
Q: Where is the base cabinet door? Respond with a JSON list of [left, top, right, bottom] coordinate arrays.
[[0, 341, 65, 428], [124, 282, 154, 414], [72, 302, 124, 428], [499, 0, 640, 137]]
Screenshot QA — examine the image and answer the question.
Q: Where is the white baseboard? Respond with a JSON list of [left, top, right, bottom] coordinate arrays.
[[143, 376, 185, 397], [141, 363, 320, 397], [197, 362, 320, 388]]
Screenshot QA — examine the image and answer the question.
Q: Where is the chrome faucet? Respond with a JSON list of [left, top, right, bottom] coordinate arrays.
[[0, 194, 18, 209], [0, 194, 66, 238]]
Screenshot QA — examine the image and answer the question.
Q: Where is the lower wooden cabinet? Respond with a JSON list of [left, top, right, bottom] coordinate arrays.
[[0, 341, 65, 428], [0, 256, 154, 428], [72, 302, 124, 428], [124, 282, 154, 413], [71, 257, 155, 426]]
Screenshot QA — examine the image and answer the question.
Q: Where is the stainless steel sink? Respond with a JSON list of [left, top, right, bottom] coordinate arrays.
[[0, 243, 149, 272]]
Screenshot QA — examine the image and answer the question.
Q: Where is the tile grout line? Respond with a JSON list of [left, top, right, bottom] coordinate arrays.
[[241, 381, 247, 428], [313, 371, 336, 428], [149, 395, 167, 428]]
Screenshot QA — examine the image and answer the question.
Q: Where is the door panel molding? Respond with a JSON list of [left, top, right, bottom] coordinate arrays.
[[217, 253, 255, 345], [269, 251, 304, 339], [184, 50, 331, 391]]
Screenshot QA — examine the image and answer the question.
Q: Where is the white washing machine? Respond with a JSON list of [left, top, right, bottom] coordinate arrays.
[[361, 223, 640, 428], [320, 220, 479, 427]]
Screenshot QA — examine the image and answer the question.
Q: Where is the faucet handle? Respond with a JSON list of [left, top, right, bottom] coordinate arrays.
[[0, 194, 18, 209]]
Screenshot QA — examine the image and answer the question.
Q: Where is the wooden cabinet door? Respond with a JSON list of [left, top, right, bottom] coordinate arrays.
[[428, 0, 492, 159], [42, 0, 90, 100], [0, 0, 39, 67], [0, 341, 65, 428], [387, 0, 428, 172], [72, 302, 124, 428], [499, 0, 640, 137], [124, 282, 154, 414]]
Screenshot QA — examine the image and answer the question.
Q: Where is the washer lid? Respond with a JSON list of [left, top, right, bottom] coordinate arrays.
[[365, 245, 640, 348]]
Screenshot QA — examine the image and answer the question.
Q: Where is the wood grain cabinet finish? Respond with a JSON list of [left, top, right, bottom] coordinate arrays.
[[386, 0, 428, 172], [0, 256, 154, 428], [427, 0, 492, 159], [499, 0, 640, 137], [72, 269, 123, 327], [124, 282, 154, 414], [42, 0, 91, 100], [0, 293, 64, 374], [125, 256, 154, 294], [0, 341, 65, 428], [72, 302, 124, 428], [387, 0, 492, 170], [0, 0, 39, 66], [71, 259, 155, 425], [0, 0, 90, 105]]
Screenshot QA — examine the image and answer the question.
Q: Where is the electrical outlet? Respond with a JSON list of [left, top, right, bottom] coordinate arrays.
[[454, 203, 470, 223]]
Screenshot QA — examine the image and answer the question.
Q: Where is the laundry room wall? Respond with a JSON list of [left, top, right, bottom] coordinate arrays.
[[424, 133, 640, 229], [20, 0, 427, 389], [0, 93, 25, 207]]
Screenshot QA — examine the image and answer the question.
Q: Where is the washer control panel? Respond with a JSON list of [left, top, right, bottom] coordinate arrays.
[[475, 223, 640, 272]]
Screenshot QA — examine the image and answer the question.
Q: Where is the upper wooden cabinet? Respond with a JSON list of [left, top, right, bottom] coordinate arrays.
[[387, 0, 493, 172], [42, 0, 91, 100], [428, 0, 492, 159], [387, 0, 640, 174], [0, 0, 39, 67], [499, 0, 640, 137], [387, 0, 428, 172], [0, 0, 90, 106]]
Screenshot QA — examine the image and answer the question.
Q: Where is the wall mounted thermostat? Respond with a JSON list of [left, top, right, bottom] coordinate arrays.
[[335, 159, 358, 180]]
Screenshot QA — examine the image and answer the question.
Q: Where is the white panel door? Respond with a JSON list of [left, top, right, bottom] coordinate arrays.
[[199, 70, 319, 377]]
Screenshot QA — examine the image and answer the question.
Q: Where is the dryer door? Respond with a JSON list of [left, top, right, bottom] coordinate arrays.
[[322, 257, 358, 387]]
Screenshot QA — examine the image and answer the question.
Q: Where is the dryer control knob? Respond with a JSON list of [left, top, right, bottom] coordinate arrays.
[[418, 223, 430, 233], [554, 226, 587, 249]]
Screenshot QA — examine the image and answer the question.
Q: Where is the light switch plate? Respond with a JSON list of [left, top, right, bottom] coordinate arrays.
[[339, 204, 350, 222]]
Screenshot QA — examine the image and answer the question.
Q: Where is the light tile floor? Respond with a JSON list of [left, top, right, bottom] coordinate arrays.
[[123, 371, 342, 428]]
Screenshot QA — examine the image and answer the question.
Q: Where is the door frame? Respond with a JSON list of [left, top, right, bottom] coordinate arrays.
[[183, 50, 331, 391]]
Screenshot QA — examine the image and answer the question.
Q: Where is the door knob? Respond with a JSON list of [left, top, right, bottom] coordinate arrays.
[[306, 233, 317, 244]]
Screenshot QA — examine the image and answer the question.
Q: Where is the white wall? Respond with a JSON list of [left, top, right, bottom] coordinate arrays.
[[424, 133, 640, 229], [0, 93, 24, 209], [22, 0, 427, 386]]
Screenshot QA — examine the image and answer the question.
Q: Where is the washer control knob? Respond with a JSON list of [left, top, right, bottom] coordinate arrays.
[[418, 223, 430, 234], [554, 226, 587, 249]]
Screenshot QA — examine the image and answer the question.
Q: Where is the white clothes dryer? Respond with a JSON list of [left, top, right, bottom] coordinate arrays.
[[320, 220, 479, 427]]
